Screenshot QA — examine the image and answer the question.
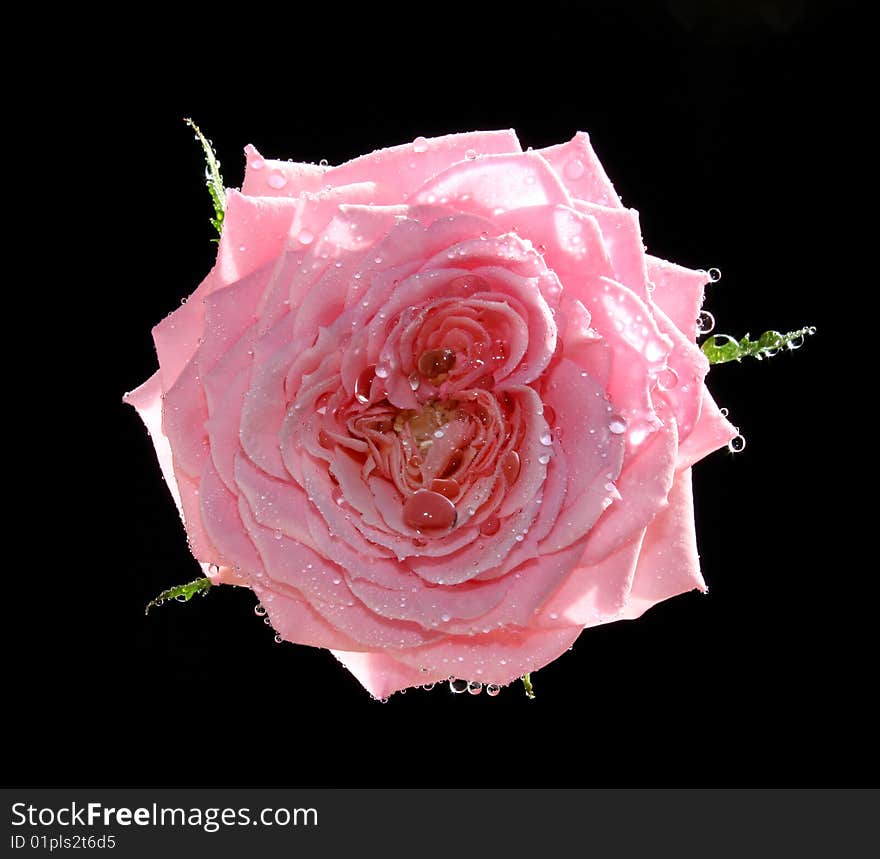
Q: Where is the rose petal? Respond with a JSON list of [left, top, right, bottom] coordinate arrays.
[[241, 144, 327, 198], [618, 469, 706, 619], [537, 131, 622, 208]]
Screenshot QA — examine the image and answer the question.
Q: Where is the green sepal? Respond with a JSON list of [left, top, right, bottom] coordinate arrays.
[[522, 673, 535, 700], [184, 118, 226, 238], [145, 577, 212, 615], [702, 326, 816, 365]]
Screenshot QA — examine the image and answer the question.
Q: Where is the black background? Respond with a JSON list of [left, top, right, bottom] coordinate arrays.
[[12, 0, 872, 788]]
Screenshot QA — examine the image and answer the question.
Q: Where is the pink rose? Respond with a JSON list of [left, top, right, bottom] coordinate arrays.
[[125, 130, 736, 699]]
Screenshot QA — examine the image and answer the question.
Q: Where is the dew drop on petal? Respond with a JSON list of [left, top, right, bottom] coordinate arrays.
[[708, 267, 722, 283], [249, 158, 264, 170], [539, 432, 552, 446], [267, 171, 287, 189], [297, 229, 314, 245], [254, 604, 267, 617], [728, 433, 746, 453], [449, 678, 468, 694], [564, 159, 585, 179], [644, 340, 666, 362], [538, 453, 551, 465], [657, 367, 679, 391], [502, 450, 521, 484], [354, 366, 376, 404], [413, 136, 429, 153], [465, 149, 477, 160], [486, 684, 501, 697], [274, 633, 283, 643], [402, 490, 457, 531], [468, 681, 483, 695], [418, 348, 456, 379], [375, 361, 391, 379], [608, 416, 628, 435], [480, 515, 501, 536]]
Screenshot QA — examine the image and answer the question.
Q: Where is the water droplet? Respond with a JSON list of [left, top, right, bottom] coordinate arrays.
[[480, 515, 501, 536], [708, 267, 722, 283], [787, 333, 806, 350], [486, 684, 501, 696], [538, 453, 551, 465], [274, 633, 283, 643], [449, 678, 468, 694], [274, 530, 283, 540], [514, 534, 525, 542], [539, 432, 552, 446], [318, 158, 329, 168], [433, 429, 445, 439], [564, 159, 585, 180], [418, 348, 456, 380], [297, 229, 314, 245], [465, 149, 477, 160], [728, 433, 746, 453], [644, 340, 666, 362], [657, 367, 679, 391], [413, 136, 429, 153], [402, 489, 458, 531], [267, 171, 288, 189], [696, 310, 716, 335], [254, 604, 267, 617], [441, 613, 451, 623], [408, 372, 420, 391], [608, 416, 627, 435], [354, 366, 376, 404], [431, 478, 460, 500], [375, 361, 391, 379], [249, 158, 265, 170], [502, 450, 521, 484], [720, 407, 729, 417], [422, 682, 436, 691]]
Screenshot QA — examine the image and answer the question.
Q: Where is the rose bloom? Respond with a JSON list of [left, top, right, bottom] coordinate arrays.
[[125, 130, 735, 699]]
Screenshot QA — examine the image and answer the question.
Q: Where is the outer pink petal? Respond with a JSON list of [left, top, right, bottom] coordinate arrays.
[[646, 256, 709, 340], [677, 387, 738, 470], [329, 651, 441, 699], [579, 416, 678, 566], [123, 371, 183, 516], [241, 144, 327, 198], [324, 130, 523, 201], [161, 353, 208, 479], [216, 191, 301, 286], [252, 581, 365, 651], [379, 625, 583, 697], [618, 469, 706, 620], [413, 152, 572, 217], [535, 531, 646, 626], [537, 131, 622, 208]]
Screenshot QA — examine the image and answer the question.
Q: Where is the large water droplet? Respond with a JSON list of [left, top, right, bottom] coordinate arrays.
[[375, 361, 391, 379], [449, 678, 468, 694], [418, 348, 456, 380], [413, 136, 429, 153], [480, 515, 501, 536], [297, 229, 314, 245], [502, 450, 521, 484], [608, 416, 628, 435], [708, 267, 722, 283], [254, 604, 267, 617], [468, 681, 483, 695], [402, 490, 457, 531], [354, 366, 376, 404], [486, 684, 501, 697], [431, 478, 460, 500], [539, 432, 552, 446], [267, 171, 287, 189]]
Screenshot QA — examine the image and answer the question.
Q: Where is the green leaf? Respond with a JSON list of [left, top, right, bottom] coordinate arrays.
[[184, 118, 226, 238], [701, 326, 816, 365], [521, 673, 535, 700], [145, 577, 212, 615]]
